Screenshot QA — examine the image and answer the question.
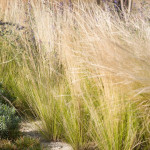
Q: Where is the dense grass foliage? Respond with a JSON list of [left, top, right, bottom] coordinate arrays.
[[0, 137, 41, 150], [0, 83, 16, 105], [0, 0, 150, 149]]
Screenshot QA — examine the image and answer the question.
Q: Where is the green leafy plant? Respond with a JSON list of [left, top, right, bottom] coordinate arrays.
[[0, 103, 21, 139]]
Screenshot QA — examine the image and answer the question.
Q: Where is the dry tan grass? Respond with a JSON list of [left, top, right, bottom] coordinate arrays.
[[0, 0, 150, 149]]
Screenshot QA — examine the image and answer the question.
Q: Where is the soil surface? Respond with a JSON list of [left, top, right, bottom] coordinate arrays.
[[20, 121, 73, 150]]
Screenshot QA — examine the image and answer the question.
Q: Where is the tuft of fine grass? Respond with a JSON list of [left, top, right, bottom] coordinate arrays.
[[0, 1, 150, 149]]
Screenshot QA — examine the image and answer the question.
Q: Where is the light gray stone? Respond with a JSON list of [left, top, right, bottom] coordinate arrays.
[[42, 142, 73, 150]]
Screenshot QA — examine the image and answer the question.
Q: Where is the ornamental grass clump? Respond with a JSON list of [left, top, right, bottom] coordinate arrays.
[[0, 0, 149, 149]]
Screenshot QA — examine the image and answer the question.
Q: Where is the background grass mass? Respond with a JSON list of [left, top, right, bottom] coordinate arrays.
[[0, 0, 150, 150]]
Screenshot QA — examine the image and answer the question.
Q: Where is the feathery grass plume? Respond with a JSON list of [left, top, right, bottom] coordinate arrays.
[[0, 0, 150, 149]]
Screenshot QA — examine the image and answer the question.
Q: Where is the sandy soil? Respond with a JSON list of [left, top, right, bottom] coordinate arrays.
[[20, 121, 73, 150]]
